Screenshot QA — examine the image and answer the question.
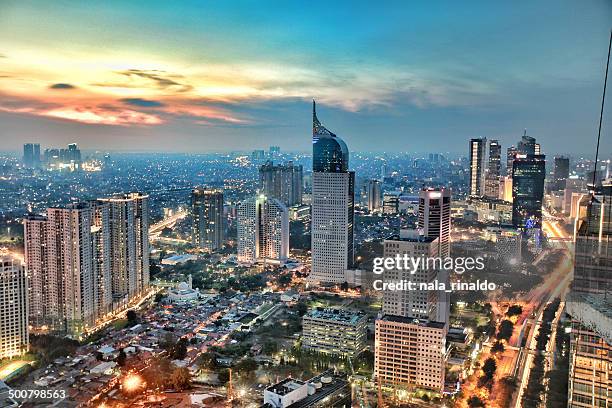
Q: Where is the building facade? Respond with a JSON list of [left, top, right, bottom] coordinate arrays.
[[511, 154, 546, 229], [302, 308, 367, 357], [310, 101, 355, 284], [191, 188, 224, 251], [469, 138, 487, 196], [485, 140, 502, 198], [418, 187, 451, 258], [367, 179, 382, 213], [0, 254, 28, 359], [375, 316, 447, 392], [237, 195, 289, 264], [259, 161, 304, 207]]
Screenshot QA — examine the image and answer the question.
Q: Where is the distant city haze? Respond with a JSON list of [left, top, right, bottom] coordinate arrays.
[[0, 1, 611, 154]]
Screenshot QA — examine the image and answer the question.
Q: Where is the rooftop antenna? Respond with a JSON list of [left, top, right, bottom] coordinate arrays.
[[592, 30, 612, 188]]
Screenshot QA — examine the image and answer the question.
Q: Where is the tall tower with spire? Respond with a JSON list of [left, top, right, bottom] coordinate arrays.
[[309, 101, 355, 284]]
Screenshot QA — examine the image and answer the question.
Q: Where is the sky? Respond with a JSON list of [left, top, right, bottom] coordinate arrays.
[[1, 0, 611, 154]]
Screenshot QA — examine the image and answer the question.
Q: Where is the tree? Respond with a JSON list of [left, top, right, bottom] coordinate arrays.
[[197, 352, 218, 370], [482, 357, 497, 382], [491, 340, 505, 353], [116, 349, 127, 367], [295, 301, 308, 317], [497, 319, 514, 341], [506, 305, 523, 317], [468, 396, 485, 407], [217, 368, 230, 384], [127, 310, 139, 326], [171, 337, 188, 360], [170, 367, 192, 391], [236, 358, 258, 374], [142, 356, 173, 389]]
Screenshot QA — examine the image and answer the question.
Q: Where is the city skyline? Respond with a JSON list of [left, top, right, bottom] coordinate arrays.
[[1, 1, 611, 154]]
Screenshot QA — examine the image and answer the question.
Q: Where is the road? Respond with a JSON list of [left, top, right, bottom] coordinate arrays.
[[149, 210, 188, 237], [456, 218, 573, 408]]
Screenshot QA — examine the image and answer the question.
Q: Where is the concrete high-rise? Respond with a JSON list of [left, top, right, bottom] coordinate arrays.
[[191, 188, 224, 251], [237, 195, 289, 265], [25, 193, 150, 335], [511, 154, 546, 228], [418, 187, 451, 258], [25, 204, 96, 334], [97, 193, 150, 299], [259, 161, 303, 207], [553, 156, 570, 191], [0, 253, 28, 359], [381, 231, 440, 320], [23, 143, 40, 169], [309, 101, 355, 284], [469, 138, 487, 196], [367, 179, 382, 213], [375, 229, 448, 393], [485, 140, 501, 198]]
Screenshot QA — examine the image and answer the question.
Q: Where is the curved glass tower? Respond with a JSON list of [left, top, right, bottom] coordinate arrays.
[[310, 101, 354, 284], [313, 101, 349, 173]]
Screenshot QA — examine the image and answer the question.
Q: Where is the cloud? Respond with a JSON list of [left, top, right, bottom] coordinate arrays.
[[50, 83, 76, 90], [120, 98, 165, 107], [114, 69, 193, 92]]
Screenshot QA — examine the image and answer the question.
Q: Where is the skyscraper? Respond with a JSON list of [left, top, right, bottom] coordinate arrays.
[[375, 230, 448, 393], [97, 193, 150, 299], [259, 161, 303, 207], [381, 231, 440, 320], [469, 138, 487, 196], [22, 143, 40, 168], [553, 156, 570, 191], [418, 187, 451, 258], [511, 154, 546, 228], [24, 193, 150, 336], [310, 101, 355, 284], [517, 132, 537, 155], [506, 145, 518, 176], [485, 140, 501, 198], [367, 179, 382, 212], [25, 204, 96, 334], [0, 253, 28, 359], [566, 178, 612, 408], [572, 181, 612, 294], [191, 188, 224, 251], [237, 195, 289, 265]]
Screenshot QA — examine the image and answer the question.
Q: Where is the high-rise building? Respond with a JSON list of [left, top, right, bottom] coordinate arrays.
[[506, 146, 518, 176], [310, 101, 355, 284], [89, 201, 112, 318], [237, 195, 289, 265], [572, 181, 612, 294], [511, 154, 546, 228], [374, 229, 448, 394], [485, 140, 501, 198], [259, 161, 303, 207], [24, 194, 150, 336], [0, 254, 28, 359], [381, 231, 440, 320], [382, 191, 400, 215], [375, 316, 447, 392], [367, 179, 382, 212], [469, 138, 487, 196], [418, 187, 451, 258], [553, 156, 570, 191], [191, 188, 224, 251], [22, 143, 40, 169], [97, 193, 150, 299], [25, 204, 96, 334], [302, 308, 367, 357], [517, 132, 537, 155]]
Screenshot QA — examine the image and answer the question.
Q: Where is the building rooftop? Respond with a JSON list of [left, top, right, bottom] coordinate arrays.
[[379, 315, 446, 329], [265, 377, 305, 396], [304, 307, 366, 325]]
